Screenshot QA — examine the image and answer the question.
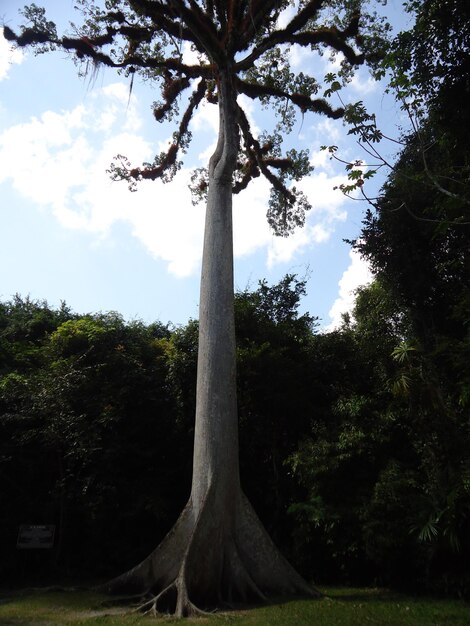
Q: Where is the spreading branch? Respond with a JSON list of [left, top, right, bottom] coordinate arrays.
[[3, 23, 212, 77], [127, 0, 201, 48], [236, 7, 363, 69], [237, 77, 344, 118], [238, 0, 284, 48]]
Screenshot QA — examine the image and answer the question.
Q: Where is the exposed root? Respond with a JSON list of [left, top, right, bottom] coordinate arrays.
[[134, 594, 160, 616], [104, 487, 318, 617], [134, 582, 212, 618]]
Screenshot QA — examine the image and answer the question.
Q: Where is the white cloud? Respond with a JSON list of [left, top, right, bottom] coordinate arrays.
[[349, 71, 379, 95], [288, 45, 312, 69], [237, 94, 260, 136], [191, 98, 219, 134], [312, 117, 342, 144], [233, 177, 271, 257], [266, 221, 334, 268], [0, 75, 353, 279], [276, 4, 297, 29], [298, 171, 348, 218], [320, 52, 379, 102], [263, 181, 345, 266], [124, 171, 206, 277], [0, 29, 25, 81], [232, 169, 348, 269], [0, 84, 207, 277], [182, 41, 208, 66], [99, 83, 142, 132], [191, 99, 218, 163], [309, 148, 337, 174], [326, 248, 373, 330], [0, 107, 88, 204]]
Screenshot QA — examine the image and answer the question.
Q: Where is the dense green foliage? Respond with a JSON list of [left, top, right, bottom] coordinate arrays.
[[287, 0, 469, 596], [1, 264, 468, 596]]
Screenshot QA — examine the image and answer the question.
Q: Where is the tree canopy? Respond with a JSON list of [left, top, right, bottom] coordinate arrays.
[[4, 0, 369, 234]]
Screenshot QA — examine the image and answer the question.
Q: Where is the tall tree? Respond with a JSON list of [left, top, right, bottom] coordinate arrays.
[[4, 0, 371, 615]]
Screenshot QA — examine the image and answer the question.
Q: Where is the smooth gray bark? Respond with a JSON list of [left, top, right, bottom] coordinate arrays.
[[192, 71, 240, 511]]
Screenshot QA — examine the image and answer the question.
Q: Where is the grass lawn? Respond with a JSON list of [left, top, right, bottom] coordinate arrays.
[[0, 586, 468, 625]]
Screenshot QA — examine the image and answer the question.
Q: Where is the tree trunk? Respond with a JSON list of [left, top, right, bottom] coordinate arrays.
[[101, 72, 318, 617]]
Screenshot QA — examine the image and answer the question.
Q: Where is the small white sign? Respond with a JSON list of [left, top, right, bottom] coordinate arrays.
[[17, 525, 55, 549]]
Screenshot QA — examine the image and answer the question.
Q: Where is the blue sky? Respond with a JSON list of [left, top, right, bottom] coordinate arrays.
[[0, 0, 409, 329]]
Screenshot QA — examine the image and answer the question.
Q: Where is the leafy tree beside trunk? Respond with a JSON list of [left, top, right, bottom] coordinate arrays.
[[4, 0, 379, 615], [291, 0, 470, 592], [351, 2, 470, 579], [0, 306, 182, 581]]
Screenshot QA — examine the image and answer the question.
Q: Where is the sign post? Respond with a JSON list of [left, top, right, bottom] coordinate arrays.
[[17, 525, 55, 549]]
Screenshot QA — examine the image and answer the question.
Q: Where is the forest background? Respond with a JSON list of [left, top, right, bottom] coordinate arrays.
[[1, 0, 469, 600]]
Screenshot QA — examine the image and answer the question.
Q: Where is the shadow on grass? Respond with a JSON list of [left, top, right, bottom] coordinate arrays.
[[0, 586, 106, 610], [323, 587, 402, 603], [1, 585, 470, 626]]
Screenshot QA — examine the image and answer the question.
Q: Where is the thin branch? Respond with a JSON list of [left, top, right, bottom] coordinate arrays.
[[130, 78, 207, 182], [236, 7, 362, 68], [4, 24, 212, 78], [405, 100, 470, 205], [235, 105, 269, 189], [355, 137, 389, 164], [236, 104, 296, 202], [153, 74, 191, 121], [128, 0, 200, 46], [338, 174, 470, 226], [239, 0, 283, 47], [361, 191, 470, 225], [237, 77, 344, 118], [214, 0, 228, 29], [357, 124, 470, 208], [175, 0, 225, 64]]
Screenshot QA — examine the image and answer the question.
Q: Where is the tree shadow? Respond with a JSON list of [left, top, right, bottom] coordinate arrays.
[[322, 588, 402, 603]]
